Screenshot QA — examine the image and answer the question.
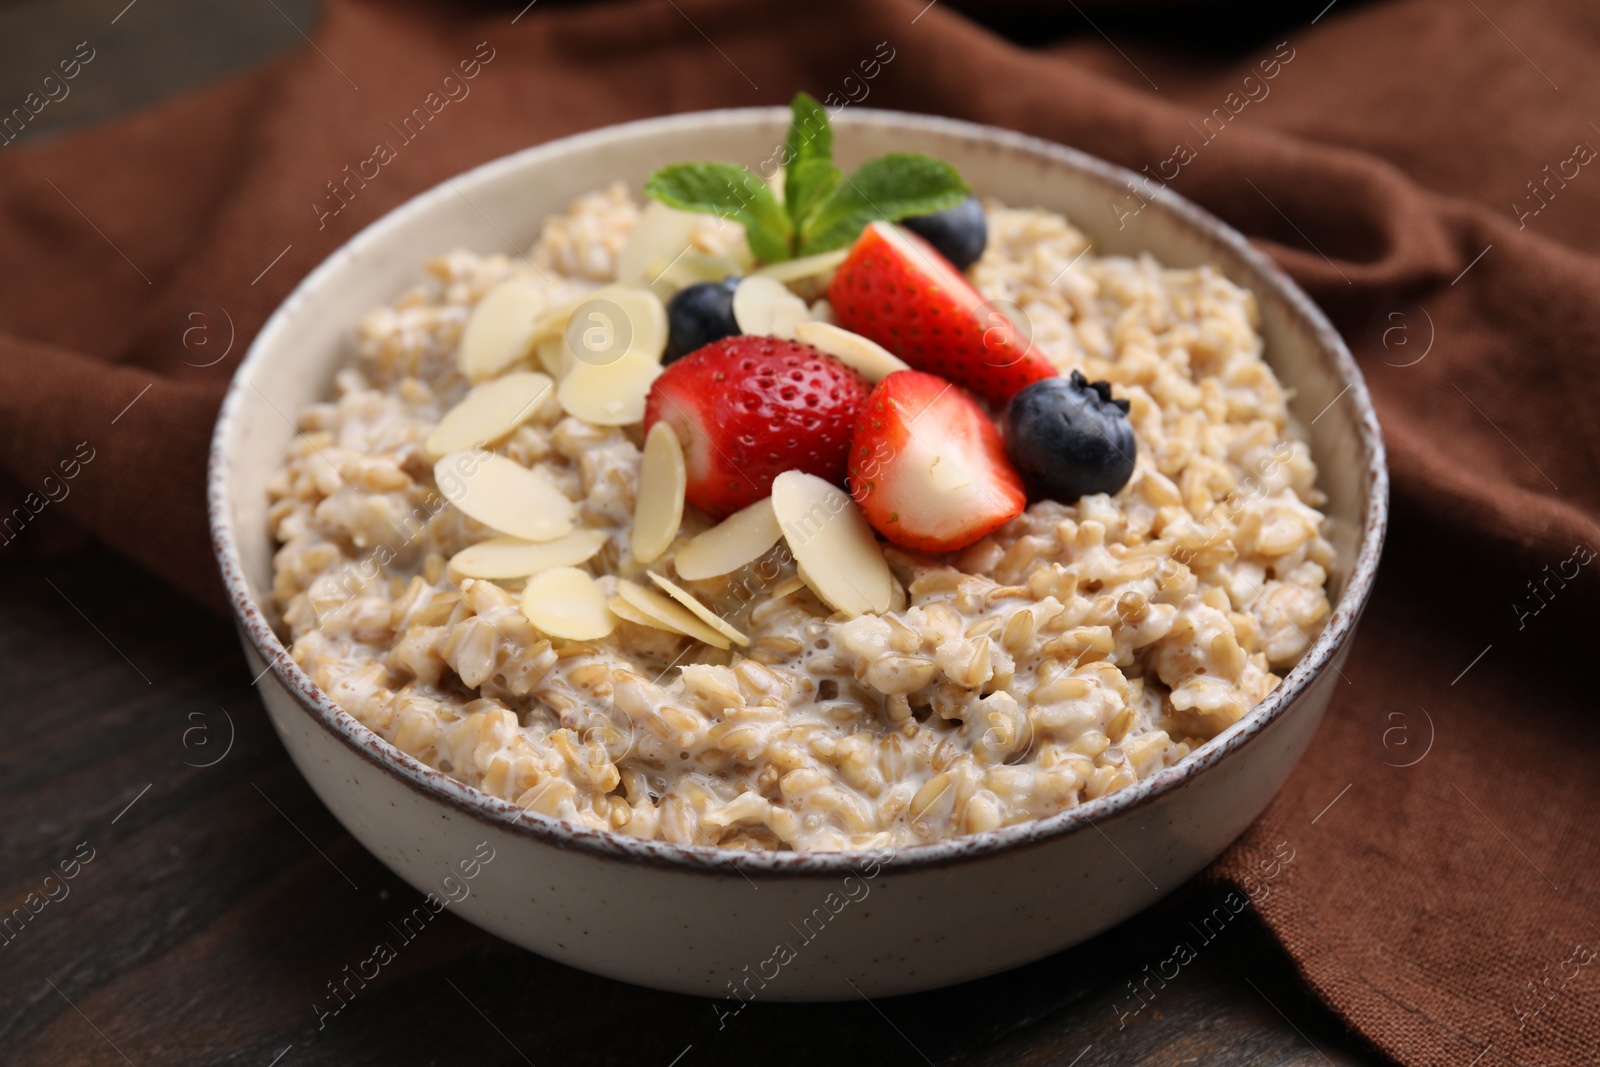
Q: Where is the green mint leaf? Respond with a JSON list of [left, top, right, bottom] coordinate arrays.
[[797, 153, 969, 256], [645, 161, 792, 263], [732, 176, 793, 263], [785, 158, 840, 232], [785, 93, 835, 232], [785, 92, 832, 175]]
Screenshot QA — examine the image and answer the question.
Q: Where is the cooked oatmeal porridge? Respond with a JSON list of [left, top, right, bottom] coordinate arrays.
[[268, 181, 1333, 853]]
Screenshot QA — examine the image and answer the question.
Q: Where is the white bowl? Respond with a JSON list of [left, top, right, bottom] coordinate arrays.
[[208, 108, 1386, 1000]]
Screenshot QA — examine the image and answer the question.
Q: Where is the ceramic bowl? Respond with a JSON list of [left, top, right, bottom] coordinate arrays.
[[208, 107, 1386, 1000]]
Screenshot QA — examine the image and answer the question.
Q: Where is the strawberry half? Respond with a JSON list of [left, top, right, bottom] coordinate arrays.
[[644, 336, 871, 519], [848, 370, 1026, 552], [828, 221, 1058, 406]]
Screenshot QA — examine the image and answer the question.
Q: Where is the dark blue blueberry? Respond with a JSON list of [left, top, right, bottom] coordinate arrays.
[[1002, 371, 1135, 501], [901, 195, 987, 271], [664, 276, 741, 362]]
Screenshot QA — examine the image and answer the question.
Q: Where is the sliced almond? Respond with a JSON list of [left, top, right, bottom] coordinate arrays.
[[632, 422, 686, 563], [771, 470, 893, 616], [769, 298, 812, 340], [648, 573, 750, 647], [653, 253, 744, 292], [732, 275, 811, 340], [674, 498, 782, 581], [615, 579, 732, 650], [623, 286, 670, 361], [425, 372, 554, 459], [434, 451, 575, 542], [608, 593, 679, 632], [530, 294, 586, 344], [458, 280, 544, 382], [564, 284, 668, 366], [754, 248, 849, 286], [617, 200, 702, 287], [793, 322, 910, 383], [535, 334, 566, 377], [770, 575, 806, 600], [448, 529, 608, 579], [520, 567, 615, 641], [794, 561, 820, 600], [556, 349, 661, 426]]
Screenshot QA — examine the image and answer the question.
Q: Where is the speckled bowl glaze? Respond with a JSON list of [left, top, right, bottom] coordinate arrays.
[[209, 108, 1386, 1001]]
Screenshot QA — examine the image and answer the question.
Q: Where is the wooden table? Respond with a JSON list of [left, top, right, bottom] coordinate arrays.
[[0, 2, 1388, 1063]]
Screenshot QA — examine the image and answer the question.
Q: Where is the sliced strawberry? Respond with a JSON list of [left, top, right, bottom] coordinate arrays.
[[643, 336, 871, 519], [828, 221, 1058, 406], [848, 370, 1026, 552]]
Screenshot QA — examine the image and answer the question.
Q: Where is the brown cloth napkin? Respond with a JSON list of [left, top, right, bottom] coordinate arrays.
[[4, 0, 1598, 1062]]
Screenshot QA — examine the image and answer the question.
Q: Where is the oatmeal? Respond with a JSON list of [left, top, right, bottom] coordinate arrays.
[[268, 180, 1333, 853]]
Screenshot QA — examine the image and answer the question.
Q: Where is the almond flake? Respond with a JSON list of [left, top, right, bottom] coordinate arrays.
[[632, 422, 686, 563], [530, 295, 586, 345], [608, 593, 675, 632], [793, 322, 910, 383], [653, 253, 744, 293], [457, 280, 544, 382], [648, 572, 750, 646], [535, 335, 566, 377], [732, 275, 811, 339], [615, 579, 732, 650], [795, 560, 850, 612], [520, 567, 615, 640], [673, 498, 781, 580], [795, 561, 821, 600], [769, 300, 812, 341], [425, 371, 554, 459], [754, 248, 848, 286], [448, 529, 608, 579], [771, 470, 892, 616], [616, 201, 701, 288], [770, 575, 806, 599], [564, 284, 668, 366], [556, 349, 661, 426], [434, 451, 575, 542]]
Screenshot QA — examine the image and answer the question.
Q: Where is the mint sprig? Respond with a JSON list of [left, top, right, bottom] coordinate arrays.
[[644, 92, 970, 263], [783, 93, 838, 230]]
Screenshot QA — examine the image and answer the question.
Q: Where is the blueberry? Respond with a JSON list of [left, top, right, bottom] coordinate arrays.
[[664, 276, 741, 362], [901, 195, 987, 271], [1003, 371, 1136, 501]]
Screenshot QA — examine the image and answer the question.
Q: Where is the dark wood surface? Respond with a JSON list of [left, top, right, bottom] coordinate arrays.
[[0, 3, 1389, 1064]]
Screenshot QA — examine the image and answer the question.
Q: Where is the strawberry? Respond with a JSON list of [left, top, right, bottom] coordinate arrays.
[[644, 336, 871, 519], [828, 221, 1058, 406], [848, 370, 1026, 552]]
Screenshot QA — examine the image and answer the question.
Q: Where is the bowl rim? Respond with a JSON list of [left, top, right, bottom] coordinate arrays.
[[208, 105, 1388, 878]]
